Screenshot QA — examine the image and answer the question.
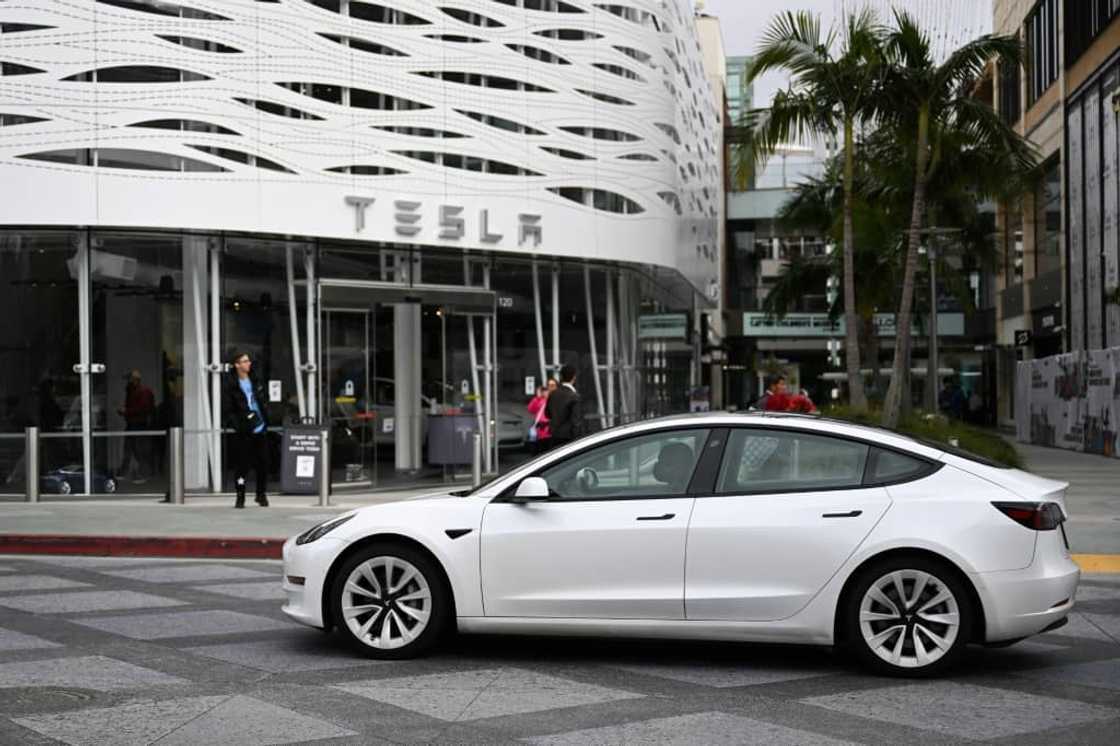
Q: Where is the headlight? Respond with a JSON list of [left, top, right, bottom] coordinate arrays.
[[296, 513, 355, 545]]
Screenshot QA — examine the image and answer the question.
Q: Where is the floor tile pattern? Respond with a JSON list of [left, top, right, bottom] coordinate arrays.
[[0, 557, 1116, 745]]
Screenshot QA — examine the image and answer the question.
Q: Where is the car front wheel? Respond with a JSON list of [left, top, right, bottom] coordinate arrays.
[[330, 543, 450, 659], [844, 556, 973, 677]]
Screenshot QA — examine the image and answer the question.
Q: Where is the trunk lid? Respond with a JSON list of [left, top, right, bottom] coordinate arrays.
[[939, 454, 1070, 515]]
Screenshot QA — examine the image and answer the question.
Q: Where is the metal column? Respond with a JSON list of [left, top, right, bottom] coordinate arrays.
[[551, 265, 560, 374], [606, 270, 616, 427], [25, 427, 39, 503], [583, 265, 606, 428], [76, 233, 92, 495], [209, 244, 223, 489], [318, 427, 331, 506], [168, 427, 184, 504]]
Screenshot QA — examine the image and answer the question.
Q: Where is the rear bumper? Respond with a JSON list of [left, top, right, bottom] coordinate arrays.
[[973, 534, 1080, 642]]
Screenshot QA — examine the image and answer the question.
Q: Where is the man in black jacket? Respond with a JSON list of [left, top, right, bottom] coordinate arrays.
[[544, 364, 582, 450], [223, 351, 270, 509]]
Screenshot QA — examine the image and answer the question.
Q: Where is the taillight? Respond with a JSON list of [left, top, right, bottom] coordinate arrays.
[[992, 501, 1065, 530]]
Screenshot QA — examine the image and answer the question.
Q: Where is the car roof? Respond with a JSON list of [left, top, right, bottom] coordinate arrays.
[[605, 412, 945, 459]]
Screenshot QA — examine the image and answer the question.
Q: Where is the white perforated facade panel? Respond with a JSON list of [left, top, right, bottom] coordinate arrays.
[[0, 0, 721, 295]]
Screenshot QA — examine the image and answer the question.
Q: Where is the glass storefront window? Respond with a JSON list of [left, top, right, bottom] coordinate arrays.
[[0, 232, 82, 495], [87, 233, 183, 495]]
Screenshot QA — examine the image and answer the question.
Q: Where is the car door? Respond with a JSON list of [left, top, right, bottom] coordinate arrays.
[[685, 427, 892, 622], [480, 427, 712, 619]]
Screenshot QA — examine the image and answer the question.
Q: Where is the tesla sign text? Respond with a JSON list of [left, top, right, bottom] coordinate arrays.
[[345, 196, 542, 248]]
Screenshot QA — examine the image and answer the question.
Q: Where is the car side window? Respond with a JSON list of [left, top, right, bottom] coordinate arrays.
[[866, 447, 934, 485], [716, 428, 869, 494], [538, 428, 710, 500]]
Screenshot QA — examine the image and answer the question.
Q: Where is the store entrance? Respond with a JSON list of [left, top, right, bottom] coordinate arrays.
[[319, 280, 498, 491]]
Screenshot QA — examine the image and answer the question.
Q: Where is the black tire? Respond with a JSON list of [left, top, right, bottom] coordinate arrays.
[[330, 542, 451, 660], [841, 555, 974, 677]]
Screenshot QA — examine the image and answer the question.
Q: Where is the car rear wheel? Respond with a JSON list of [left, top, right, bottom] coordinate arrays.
[[330, 543, 450, 660], [843, 556, 973, 677]]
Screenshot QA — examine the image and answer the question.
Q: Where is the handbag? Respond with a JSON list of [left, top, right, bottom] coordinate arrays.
[[528, 399, 546, 443]]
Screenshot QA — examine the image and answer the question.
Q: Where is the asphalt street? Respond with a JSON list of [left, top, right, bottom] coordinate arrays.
[[0, 556, 1117, 745]]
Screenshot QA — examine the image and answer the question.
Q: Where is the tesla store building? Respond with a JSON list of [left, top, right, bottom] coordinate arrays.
[[0, 0, 721, 495]]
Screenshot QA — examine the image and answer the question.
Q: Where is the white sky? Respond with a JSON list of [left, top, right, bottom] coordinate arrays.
[[697, 0, 993, 108], [698, 0, 840, 107]]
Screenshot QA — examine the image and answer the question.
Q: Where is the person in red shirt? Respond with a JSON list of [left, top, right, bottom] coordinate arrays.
[[759, 376, 793, 411], [758, 376, 818, 413], [117, 369, 155, 482]]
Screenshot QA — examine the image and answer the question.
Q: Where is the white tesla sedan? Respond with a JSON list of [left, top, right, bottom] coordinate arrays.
[[282, 413, 1079, 676]]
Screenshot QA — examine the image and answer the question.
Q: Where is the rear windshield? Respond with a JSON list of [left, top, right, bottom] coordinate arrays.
[[906, 435, 1012, 469], [812, 417, 1012, 469]]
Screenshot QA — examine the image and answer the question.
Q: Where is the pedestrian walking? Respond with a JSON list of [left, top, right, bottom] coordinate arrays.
[[544, 365, 582, 449], [223, 351, 270, 509], [526, 380, 554, 454]]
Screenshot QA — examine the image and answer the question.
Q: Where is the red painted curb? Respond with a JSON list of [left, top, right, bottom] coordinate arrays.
[[0, 534, 284, 560]]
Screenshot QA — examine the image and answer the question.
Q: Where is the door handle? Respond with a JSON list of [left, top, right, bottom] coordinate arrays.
[[822, 510, 863, 518], [636, 513, 675, 521]]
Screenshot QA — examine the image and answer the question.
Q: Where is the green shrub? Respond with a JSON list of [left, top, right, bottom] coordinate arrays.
[[822, 405, 1023, 469]]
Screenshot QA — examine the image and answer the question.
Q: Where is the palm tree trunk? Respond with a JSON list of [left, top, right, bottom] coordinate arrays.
[[864, 313, 881, 398], [882, 104, 931, 428], [842, 116, 867, 411]]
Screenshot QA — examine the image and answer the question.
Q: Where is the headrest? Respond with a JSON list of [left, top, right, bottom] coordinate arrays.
[[653, 441, 694, 485]]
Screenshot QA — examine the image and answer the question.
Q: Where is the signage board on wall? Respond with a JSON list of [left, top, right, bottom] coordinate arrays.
[[638, 313, 690, 341]]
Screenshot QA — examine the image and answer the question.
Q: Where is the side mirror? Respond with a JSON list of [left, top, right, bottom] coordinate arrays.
[[513, 476, 550, 502]]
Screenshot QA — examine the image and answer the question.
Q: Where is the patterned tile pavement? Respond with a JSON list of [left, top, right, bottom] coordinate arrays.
[[0, 556, 1117, 745]]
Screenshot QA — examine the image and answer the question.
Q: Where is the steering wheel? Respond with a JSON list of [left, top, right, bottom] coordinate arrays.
[[576, 467, 599, 492]]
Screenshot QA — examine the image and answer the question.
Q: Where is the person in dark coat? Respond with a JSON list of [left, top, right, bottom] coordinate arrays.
[[544, 364, 582, 449], [223, 351, 270, 508]]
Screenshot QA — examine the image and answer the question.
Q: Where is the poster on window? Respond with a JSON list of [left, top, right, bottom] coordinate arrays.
[[1103, 69, 1120, 348], [1068, 103, 1085, 351], [1016, 347, 1120, 459], [1085, 88, 1103, 350]]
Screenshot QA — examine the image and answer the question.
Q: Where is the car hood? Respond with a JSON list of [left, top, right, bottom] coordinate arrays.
[[330, 492, 485, 545], [405, 490, 465, 501]]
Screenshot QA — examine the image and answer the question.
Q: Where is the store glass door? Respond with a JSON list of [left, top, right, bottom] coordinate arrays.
[[319, 280, 498, 491], [323, 309, 375, 489]]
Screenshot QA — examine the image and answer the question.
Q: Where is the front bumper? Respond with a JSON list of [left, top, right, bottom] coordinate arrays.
[[281, 535, 345, 629], [973, 532, 1080, 642]]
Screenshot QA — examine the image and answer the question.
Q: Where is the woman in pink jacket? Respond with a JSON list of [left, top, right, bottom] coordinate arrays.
[[527, 379, 556, 454]]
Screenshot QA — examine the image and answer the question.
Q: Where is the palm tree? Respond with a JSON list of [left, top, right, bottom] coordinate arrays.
[[743, 10, 884, 411], [877, 11, 1036, 428]]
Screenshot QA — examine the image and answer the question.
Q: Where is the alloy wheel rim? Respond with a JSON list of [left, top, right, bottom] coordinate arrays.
[[859, 569, 960, 669], [341, 556, 432, 650]]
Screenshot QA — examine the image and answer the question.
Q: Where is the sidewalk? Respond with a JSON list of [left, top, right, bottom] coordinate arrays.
[[0, 445, 1116, 567], [0, 487, 443, 558]]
